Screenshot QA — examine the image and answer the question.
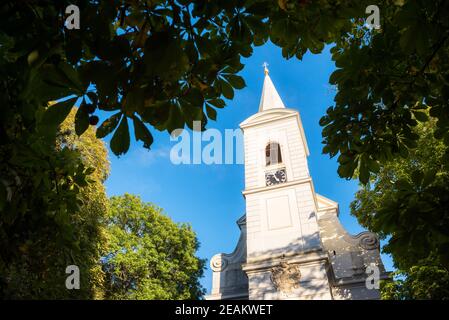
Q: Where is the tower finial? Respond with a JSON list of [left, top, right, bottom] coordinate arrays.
[[258, 62, 285, 112], [262, 62, 269, 75]]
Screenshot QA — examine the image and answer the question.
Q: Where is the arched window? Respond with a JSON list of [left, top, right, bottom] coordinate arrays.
[[265, 142, 282, 166]]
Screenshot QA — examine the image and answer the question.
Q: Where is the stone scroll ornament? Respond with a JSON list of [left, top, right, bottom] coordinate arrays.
[[358, 232, 380, 250], [210, 254, 228, 272], [270, 262, 301, 294]]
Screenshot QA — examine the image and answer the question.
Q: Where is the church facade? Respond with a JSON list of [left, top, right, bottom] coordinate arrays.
[[206, 67, 388, 300]]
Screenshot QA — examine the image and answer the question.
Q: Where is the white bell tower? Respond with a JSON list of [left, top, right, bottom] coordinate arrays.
[[239, 64, 331, 299], [206, 65, 388, 300]]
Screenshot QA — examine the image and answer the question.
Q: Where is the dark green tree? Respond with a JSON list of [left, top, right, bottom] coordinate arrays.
[[351, 120, 449, 299], [0, 108, 110, 299], [0, 0, 372, 156], [4, 1, 449, 181], [322, 0, 449, 183], [381, 260, 449, 300], [102, 194, 205, 299]]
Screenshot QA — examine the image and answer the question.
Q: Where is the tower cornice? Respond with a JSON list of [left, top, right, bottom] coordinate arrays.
[[242, 177, 312, 196], [240, 108, 310, 157]]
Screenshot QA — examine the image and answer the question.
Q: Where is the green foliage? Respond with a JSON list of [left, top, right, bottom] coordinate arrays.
[[381, 258, 449, 300], [0, 108, 110, 299], [351, 120, 449, 299], [2, 1, 449, 168], [0, 0, 367, 157], [102, 194, 205, 299], [322, 0, 449, 183]]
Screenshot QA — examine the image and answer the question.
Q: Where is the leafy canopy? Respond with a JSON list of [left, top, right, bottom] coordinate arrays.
[[351, 120, 449, 299], [3, 1, 449, 175], [322, 0, 449, 183], [0, 108, 110, 299], [2, 0, 367, 157], [102, 194, 205, 299]]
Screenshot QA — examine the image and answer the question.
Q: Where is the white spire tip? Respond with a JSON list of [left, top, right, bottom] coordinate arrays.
[[262, 62, 269, 75]]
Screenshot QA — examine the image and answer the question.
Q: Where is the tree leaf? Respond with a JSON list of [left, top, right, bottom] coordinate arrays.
[[183, 87, 204, 107], [57, 62, 85, 94], [329, 69, 344, 85], [224, 74, 246, 89], [75, 105, 90, 136], [133, 116, 154, 149], [124, 87, 144, 113], [96, 112, 122, 139], [422, 169, 437, 187], [219, 79, 234, 99], [319, 115, 331, 126], [413, 111, 429, 122], [41, 97, 78, 135], [207, 98, 226, 108], [359, 161, 370, 184], [86, 92, 98, 107], [367, 158, 380, 173], [110, 116, 130, 156], [206, 105, 217, 121], [337, 161, 356, 179]]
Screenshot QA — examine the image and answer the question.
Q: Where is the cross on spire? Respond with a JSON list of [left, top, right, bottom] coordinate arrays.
[[258, 62, 285, 112], [262, 62, 269, 75]]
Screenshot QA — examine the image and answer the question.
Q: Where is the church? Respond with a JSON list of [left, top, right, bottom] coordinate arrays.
[[206, 65, 388, 300]]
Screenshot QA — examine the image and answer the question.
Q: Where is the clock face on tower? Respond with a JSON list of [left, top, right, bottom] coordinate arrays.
[[265, 169, 287, 186]]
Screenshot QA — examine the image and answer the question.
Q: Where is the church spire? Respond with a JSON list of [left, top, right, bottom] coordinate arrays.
[[258, 62, 285, 112]]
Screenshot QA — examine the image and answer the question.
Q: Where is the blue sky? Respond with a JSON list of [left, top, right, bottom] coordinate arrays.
[[104, 41, 394, 293]]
